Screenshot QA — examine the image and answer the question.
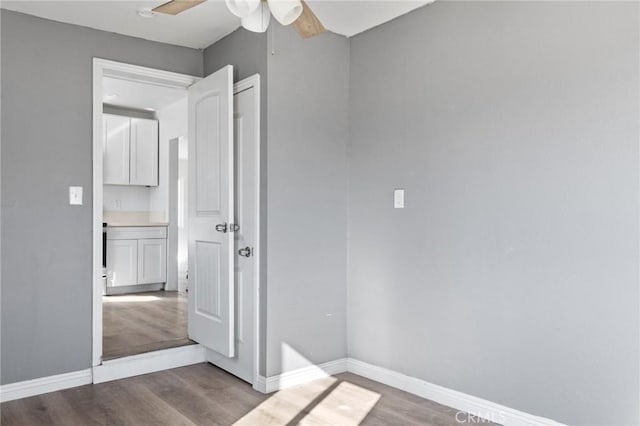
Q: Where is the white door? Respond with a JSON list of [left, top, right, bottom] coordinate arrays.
[[137, 238, 167, 284], [188, 65, 235, 357], [205, 81, 258, 383], [130, 118, 159, 186], [106, 239, 137, 287], [103, 114, 130, 185]]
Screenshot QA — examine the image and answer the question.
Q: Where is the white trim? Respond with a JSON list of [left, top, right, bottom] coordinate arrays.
[[92, 58, 200, 368], [0, 369, 92, 403], [92, 60, 262, 389], [233, 74, 262, 391], [346, 358, 564, 426], [255, 357, 562, 425], [92, 344, 206, 384], [260, 358, 348, 393]]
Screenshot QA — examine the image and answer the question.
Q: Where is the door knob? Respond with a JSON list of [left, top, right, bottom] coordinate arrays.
[[215, 223, 228, 233], [238, 247, 252, 257]]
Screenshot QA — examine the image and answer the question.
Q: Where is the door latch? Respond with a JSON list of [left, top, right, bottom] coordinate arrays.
[[215, 223, 228, 233], [230, 223, 240, 232], [238, 247, 252, 257]]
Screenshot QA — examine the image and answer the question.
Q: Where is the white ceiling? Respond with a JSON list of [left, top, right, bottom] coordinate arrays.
[[309, 0, 434, 38], [103, 76, 187, 111], [0, 0, 434, 49]]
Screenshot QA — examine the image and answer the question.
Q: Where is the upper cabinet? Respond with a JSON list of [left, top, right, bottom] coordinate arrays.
[[103, 114, 158, 186], [103, 114, 131, 185]]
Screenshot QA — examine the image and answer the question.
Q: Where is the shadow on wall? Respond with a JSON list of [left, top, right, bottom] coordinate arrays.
[[233, 344, 381, 425]]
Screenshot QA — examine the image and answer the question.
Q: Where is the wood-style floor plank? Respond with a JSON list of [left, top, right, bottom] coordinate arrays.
[[1, 364, 496, 426], [102, 290, 194, 360]]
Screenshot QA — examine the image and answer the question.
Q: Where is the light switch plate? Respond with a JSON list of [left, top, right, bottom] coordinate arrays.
[[69, 186, 83, 205], [394, 189, 405, 209]]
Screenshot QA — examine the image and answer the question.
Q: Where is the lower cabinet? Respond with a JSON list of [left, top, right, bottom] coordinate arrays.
[[106, 239, 138, 287], [106, 227, 167, 288], [137, 239, 167, 284]]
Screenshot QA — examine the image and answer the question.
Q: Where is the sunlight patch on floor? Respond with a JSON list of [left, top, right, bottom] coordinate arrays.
[[233, 378, 380, 426], [299, 381, 381, 425]]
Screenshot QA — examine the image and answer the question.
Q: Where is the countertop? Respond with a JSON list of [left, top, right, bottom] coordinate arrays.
[[104, 222, 168, 228]]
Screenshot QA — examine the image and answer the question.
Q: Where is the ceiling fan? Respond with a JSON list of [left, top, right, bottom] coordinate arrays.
[[152, 0, 325, 39]]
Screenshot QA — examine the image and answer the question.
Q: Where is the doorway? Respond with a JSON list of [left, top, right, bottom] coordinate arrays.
[[92, 59, 261, 387]]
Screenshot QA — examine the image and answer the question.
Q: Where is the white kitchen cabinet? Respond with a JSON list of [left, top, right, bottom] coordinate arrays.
[[130, 118, 159, 186], [103, 114, 130, 185], [106, 227, 167, 289], [137, 238, 167, 284], [106, 239, 138, 287], [103, 114, 158, 186]]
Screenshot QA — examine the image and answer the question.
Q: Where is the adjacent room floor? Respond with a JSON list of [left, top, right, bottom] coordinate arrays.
[[102, 290, 194, 360], [0, 363, 492, 425]]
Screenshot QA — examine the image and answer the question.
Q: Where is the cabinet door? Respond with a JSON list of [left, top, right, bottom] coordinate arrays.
[[130, 118, 159, 186], [106, 239, 137, 287], [103, 114, 131, 185], [137, 238, 166, 284]]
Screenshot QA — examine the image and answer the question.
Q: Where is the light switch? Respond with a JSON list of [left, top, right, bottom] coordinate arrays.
[[69, 186, 83, 205], [394, 189, 405, 209]]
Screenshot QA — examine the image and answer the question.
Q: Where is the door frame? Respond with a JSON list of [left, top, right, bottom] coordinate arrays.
[[91, 58, 262, 387]]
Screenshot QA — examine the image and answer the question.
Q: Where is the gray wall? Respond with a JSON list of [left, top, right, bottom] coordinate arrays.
[[265, 25, 349, 376], [347, 2, 639, 425], [205, 26, 350, 377], [0, 10, 202, 384]]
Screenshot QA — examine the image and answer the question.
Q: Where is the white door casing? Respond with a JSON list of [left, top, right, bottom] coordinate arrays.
[[187, 65, 235, 357]]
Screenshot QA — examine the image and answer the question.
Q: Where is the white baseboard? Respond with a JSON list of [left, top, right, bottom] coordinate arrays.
[[0, 369, 92, 403], [258, 358, 348, 393], [92, 344, 206, 384], [256, 357, 562, 426], [346, 358, 564, 426], [253, 375, 267, 393], [0, 353, 562, 426]]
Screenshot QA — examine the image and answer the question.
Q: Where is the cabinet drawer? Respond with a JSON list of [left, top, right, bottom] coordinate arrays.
[[107, 226, 167, 240]]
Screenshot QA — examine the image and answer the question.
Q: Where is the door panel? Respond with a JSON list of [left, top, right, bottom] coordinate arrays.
[[130, 118, 159, 186], [188, 65, 235, 357], [137, 238, 167, 284], [195, 97, 221, 214], [103, 114, 130, 185], [205, 82, 258, 383]]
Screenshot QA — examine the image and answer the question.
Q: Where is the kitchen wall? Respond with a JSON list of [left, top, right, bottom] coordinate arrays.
[[150, 98, 188, 219], [0, 9, 202, 385], [103, 185, 151, 212], [347, 2, 639, 425]]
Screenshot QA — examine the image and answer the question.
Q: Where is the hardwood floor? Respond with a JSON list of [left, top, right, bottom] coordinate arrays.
[[0, 363, 494, 426], [102, 290, 194, 360]]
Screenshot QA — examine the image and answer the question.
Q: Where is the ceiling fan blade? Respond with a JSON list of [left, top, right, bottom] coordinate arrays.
[[153, 0, 207, 15], [293, 1, 326, 39]]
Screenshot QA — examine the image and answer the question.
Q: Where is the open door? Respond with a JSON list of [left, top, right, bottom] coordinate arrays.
[[188, 65, 235, 357]]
